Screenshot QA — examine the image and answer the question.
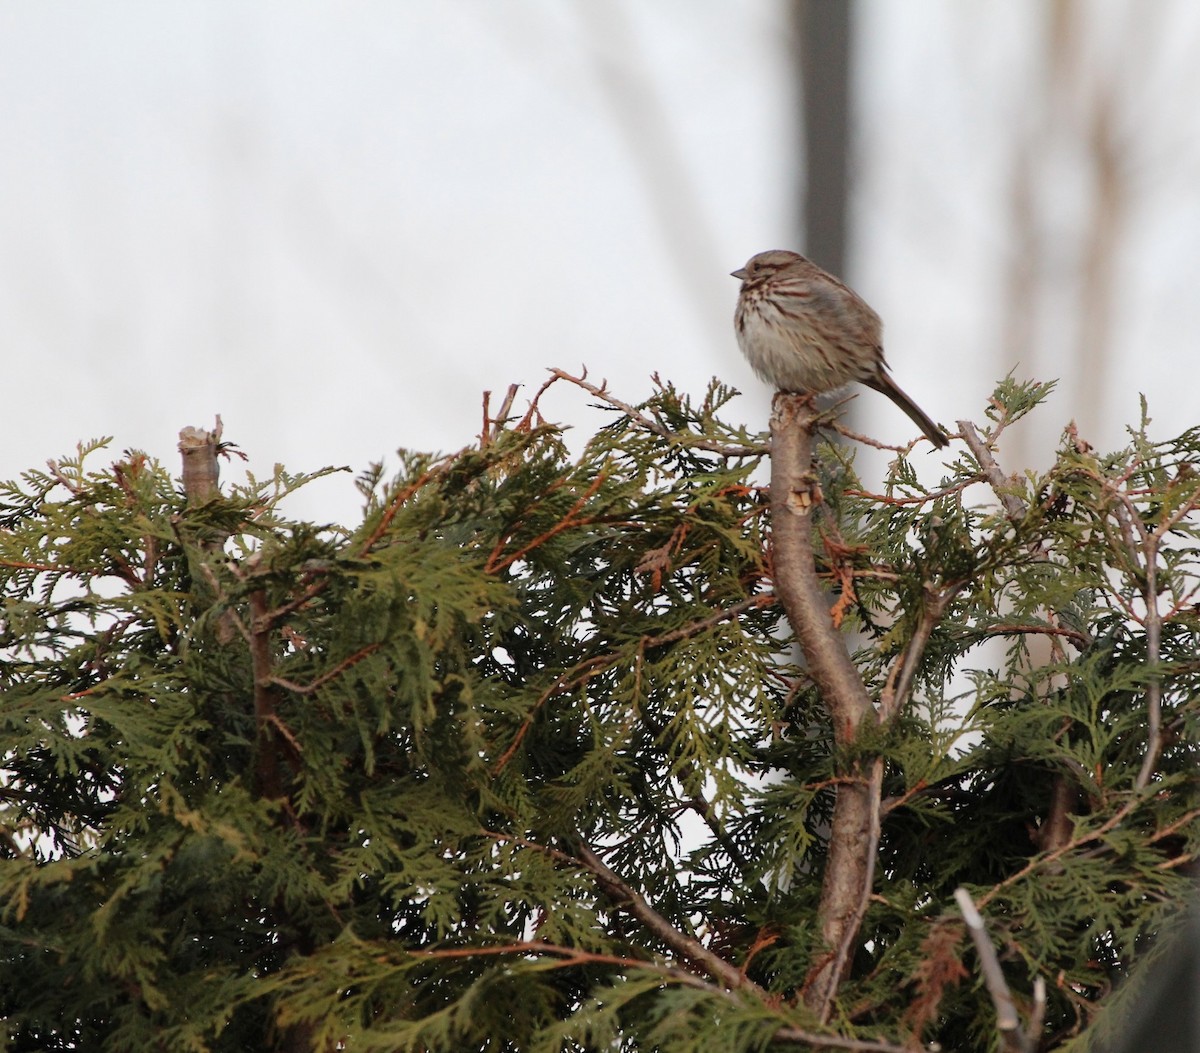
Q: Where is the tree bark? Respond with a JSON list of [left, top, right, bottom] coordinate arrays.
[[769, 394, 878, 1016]]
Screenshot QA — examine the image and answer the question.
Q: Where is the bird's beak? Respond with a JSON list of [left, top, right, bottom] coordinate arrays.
[[731, 268, 748, 280]]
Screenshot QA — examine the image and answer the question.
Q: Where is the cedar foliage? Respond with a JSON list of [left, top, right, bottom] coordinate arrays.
[[0, 374, 1197, 1051]]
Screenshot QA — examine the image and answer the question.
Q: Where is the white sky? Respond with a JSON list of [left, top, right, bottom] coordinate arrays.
[[1, 1, 1197, 522]]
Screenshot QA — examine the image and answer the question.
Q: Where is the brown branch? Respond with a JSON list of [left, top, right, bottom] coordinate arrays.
[[958, 420, 1026, 521], [1131, 483, 1200, 789], [1103, 476, 1197, 790], [548, 368, 768, 457], [515, 370, 568, 432], [491, 655, 617, 774], [642, 594, 774, 648], [976, 792, 1144, 908], [818, 758, 884, 1022], [407, 929, 911, 1053], [410, 939, 654, 973], [880, 588, 956, 723], [844, 478, 975, 507], [970, 622, 1092, 647], [681, 788, 755, 879], [1149, 807, 1200, 845], [1134, 528, 1162, 791], [491, 597, 770, 775], [0, 559, 64, 573], [830, 416, 956, 454], [250, 575, 330, 630], [485, 473, 606, 574], [770, 395, 875, 739], [268, 644, 383, 696], [769, 394, 879, 1016], [359, 466, 440, 555], [574, 840, 761, 993]]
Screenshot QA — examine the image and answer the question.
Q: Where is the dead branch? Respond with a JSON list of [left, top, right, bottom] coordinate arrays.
[[955, 887, 1034, 1053], [178, 417, 224, 507], [958, 419, 1026, 521]]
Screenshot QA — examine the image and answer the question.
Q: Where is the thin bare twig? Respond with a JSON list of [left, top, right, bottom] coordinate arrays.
[[268, 644, 382, 696], [829, 416, 956, 454], [970, 622, 1092, 647], [480, 383, 522, 447], [880, 587, 958, 722], [574, 840, 761, 993], [491, 596, 771, 775], [548, 368, 768, 457], [955, 887, 1030, 1053], [642, 594, 774, 648], [1134, 528, 1163, 790], [958, 420, 1026, 521]]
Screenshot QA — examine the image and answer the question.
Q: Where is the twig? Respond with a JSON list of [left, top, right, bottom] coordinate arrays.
[[975, 791, 1144, 907], [1134, 527, 1162, 791], [406, 926, 911, 1052], [485, 473, 606, 573], [268, 644, 382, 696], [515, 370, 566, 432], [969, 622, 1091, 647], [829, 417, 953, 454], [548, 368, 768, 457], [491, 655, 617, 774], [642, 594, 774, 648], [954, 887, 1030, 1053], [491, 597, 771, 775], [574, 840, 761, 992], [358, 466, 440, 554], [480, 383, 521, 447], [248, 589, 284, 798], [844, 478, 975, 507], [958, 420, 1026, 521], [880, 588, 956, 722]]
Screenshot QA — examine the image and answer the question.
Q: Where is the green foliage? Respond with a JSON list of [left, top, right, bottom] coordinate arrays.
[[0, 375, 1196, 1051]]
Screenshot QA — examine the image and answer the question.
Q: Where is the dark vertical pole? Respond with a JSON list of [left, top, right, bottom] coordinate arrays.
[[794, 0, 853, 278]]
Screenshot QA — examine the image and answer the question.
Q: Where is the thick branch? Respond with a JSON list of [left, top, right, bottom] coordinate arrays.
[[769, 395, 874, 740], [178, 417, 223, 507], [769, 394, 879, 1016]]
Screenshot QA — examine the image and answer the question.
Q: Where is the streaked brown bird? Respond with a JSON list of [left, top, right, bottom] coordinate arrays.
[[732, 249, 948, 448]]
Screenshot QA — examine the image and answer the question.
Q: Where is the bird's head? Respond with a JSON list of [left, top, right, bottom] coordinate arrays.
[[731, 249, 805, 283]]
